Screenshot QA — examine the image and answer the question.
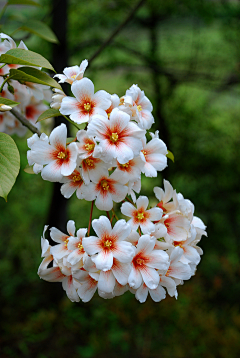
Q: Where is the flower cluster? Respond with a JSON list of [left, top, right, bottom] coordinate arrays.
[[0, 33, 51, 136], [38, 180, 206, 303], [29, 61, 207, 303]]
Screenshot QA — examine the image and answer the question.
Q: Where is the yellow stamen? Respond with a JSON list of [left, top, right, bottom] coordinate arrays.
[[104, 240, 112, 248], [137, 212, 145, 221], [110, 132, 118, 142], [85, 143, 94, 151], [165, 222, 170, 228], [72, 175, 82, 182], [137, 105, 142, 112], [57, 151, 66, 159], [85, 158, 94, 167], [136, 258, 144, 265], [142, 150, 147, 157], [78, 243, 84, 251], [84, 102, 91, 112], [101, 179, 109, 191], [107, 112, 111, 118], [71, 74, 76, 79], [64, 238, 69, 248], [120, 162, 129, 168]]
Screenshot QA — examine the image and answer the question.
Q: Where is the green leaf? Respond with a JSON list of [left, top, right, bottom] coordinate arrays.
[[37, 108, 61, 122], [23, 165, 35, 174], [9, 67, 62, 90], [166, 150, 174, 162], [20, 20, 58, 43], [0, 133, 20, 201], [0, 96, 19, 108], [7, 0, 40, 6], [0, 48, 55, 71]]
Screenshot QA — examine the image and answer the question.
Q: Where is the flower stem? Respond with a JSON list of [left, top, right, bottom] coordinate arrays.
[[0, 76, 12, 93], [125, 196, 135, 205], [63, 115, 82, 130], [88, 200, 94, 236]]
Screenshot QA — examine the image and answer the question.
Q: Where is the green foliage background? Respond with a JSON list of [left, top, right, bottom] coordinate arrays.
[[0, 1, 240, 357]]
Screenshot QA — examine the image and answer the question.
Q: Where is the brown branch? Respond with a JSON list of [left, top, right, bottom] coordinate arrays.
[[10, 108, 42, 136], [88, 0, 146, 66]]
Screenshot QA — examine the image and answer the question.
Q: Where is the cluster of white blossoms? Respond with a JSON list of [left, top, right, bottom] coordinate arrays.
[[29, 60, 207, 303], [0, 34, 51, 136]]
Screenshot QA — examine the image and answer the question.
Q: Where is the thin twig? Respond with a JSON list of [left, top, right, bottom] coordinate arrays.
[[88, 0, 146, 66], [10, 108, 42, 136], [88, 200, 94, 236]]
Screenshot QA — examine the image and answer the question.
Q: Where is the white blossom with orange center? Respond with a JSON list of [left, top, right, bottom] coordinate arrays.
[[157, 246, 192, 297], [128, 234, 169, 290], [50, 220, 76, 261], [67, 228, 88, 266], [60, 167, 87, 199], [28, 123, 78, 182], [121, 196, 163, 234], [121, 84, 154, 130], [82, 216, 134, 272], [60, 77, 111, 124], [87, 107, 145, 164], [54, 59, 88, 85], [82, 172, 128, 211], [77, 129, 97, 159], [110, 156, 144, 184], [140, 133, 168, 178]]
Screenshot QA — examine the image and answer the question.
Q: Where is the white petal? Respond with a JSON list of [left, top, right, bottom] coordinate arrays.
[[128, 266, 142, 289], [98, 270, 116, 293], [91, 250, 113, 271]]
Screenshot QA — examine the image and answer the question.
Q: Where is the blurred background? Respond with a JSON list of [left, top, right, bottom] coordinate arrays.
[[0, 0, 240, 357]]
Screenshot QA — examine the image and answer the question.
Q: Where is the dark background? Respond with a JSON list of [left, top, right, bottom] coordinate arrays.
[[0, 0, 240, 357]]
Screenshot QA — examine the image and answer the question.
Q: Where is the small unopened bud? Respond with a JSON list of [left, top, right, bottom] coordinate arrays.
[[0, 103, 12, 112]]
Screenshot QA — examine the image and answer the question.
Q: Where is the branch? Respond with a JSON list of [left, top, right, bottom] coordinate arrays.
[[88, 0, 146, 66], [10, 108, 42, 136]]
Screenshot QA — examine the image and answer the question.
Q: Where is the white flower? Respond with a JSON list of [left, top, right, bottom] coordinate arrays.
[[121, 196, 163, 234], [82, 216, 134, 271], [50, 88, 66, 110], [54, 60, 88, 84], [50, 220, 76, 260], [29, 123, 78, 182], [82, 171, 128, 211], [140, 136, 168, 177], [87, 108, 145, 164], [128, 234, 169, 290], [60, 77, 111, 124], [67, 228, 88, 266], [121, 84, 154, 129]]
